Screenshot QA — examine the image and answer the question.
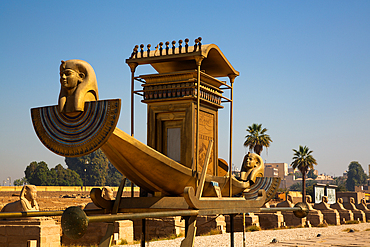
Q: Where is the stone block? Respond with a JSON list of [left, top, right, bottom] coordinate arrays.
[[27, 240, 37, 247], [353, 210, 366, 222], [133, 217, 184, 240], [306, 211, 324, 226], [281, 211, 306, 227], [0, 218, 60, 247], [9, 244, 26, 247], [0, 235, 7, 243], [321, 210, 340, 225], [62, 220, 134, 245], [6, 226, 25, 236], [0, 226, 6, 235], [255, 212, 284, 229], [225, 213, 259, 232], [336, 210, 354, 223], [41, 226, 59, 236], [115, 220, 134, 244], [24, 227, 40, 236], [196, 215, 225, 236]]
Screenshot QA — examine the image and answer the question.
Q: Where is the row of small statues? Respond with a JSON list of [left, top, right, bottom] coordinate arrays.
[[3, 184, 368, 212], [0, 185, 114, 213]]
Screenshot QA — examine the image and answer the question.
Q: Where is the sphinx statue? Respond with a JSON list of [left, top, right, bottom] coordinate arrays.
[[59, 59, 99, 113], [330, 198, 354, 223], [343, 197, 366, 222], [357, 198, 370, 221], [313, 196, 340, 225], [240, 152, 264, 187], [276, 194, 294, 208], [304, 195, 324, 226], [1, 185, 39, 212], [101, 186, 115, 200], [85, 186, 115, 210]]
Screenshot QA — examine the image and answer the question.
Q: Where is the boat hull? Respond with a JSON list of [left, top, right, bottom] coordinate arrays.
[[30, 100, 258, 197], [101, 127, 249, 196]]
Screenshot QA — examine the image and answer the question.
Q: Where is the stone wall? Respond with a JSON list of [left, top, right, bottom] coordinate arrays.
[[225, 213, 259, 232], [133, 216, 184, 240], [196, 215, 226, 236], [0, 218, 60, 247]]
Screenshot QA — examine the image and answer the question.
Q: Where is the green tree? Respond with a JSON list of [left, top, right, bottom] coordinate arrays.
[[13, 177, 28, 186], [289, 182, 302, 191], [294, 171, 302, 179], [24, 161, 83, 186], [306, 184, 315, 201], [65, 149, 109, 186], [307, 169, 318, 179], [49, 164, 83, 186], [105, 164, 123, 187], [25, 161, 50, 185], [331, 176, 346, 192], [291, 145, 317, 203], [346, 161, 367, 191], [289, 180, 316, 199], [243, 123, 272, 155]]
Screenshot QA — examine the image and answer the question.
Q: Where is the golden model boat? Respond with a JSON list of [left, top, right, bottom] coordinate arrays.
[[31, 38, 280, 200]]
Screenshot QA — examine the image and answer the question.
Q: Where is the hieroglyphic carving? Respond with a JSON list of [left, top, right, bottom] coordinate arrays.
[[195, 111, 214, 175]]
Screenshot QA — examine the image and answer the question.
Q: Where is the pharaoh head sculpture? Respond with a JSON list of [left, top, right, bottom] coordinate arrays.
[[240, 152, 264, 182], [59, 59, 99, 113], [242, 152, 263, 170], [337, 198, 344, 204], [350, 197, 355, 204]]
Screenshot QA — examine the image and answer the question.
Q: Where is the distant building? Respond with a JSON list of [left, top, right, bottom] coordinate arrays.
[[313, 169, 319, 176], [264, 166, 278, 177], [264, 163, 288, 179], [279, 173, 296, 189], [315, 174, 334, 184]]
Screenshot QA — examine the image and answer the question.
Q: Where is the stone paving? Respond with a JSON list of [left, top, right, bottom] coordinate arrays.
[[272, 230, 370, 246]]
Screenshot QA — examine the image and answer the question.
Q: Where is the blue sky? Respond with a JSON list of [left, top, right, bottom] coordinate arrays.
[[1, 1, 370, 184]]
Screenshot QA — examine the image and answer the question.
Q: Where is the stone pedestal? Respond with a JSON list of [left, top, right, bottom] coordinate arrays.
[[304, 195, 324, 227], [334, 210, 353, 223], [356, 200, 370, 222], [361, 210, 370, 222], [275, 196, 306, 227], [343, 198, 366, 222], [306, 210, 324, 226], [255, 212, 284, 229], [281, 211, 306, 227], [331, 199, 354, 223], [133, 216, 184, 240], [351, 210, 366, 222], [225, 213, 259, 232], [318, 210, 340, 225], [313, 196, 341, 225], [195, 215, 226, 236], [0, 218, 60, 247], [61, 220, 133, 246]]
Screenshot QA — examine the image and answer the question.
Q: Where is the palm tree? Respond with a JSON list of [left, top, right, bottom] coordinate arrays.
[[243, 123, 272, 155], [291, 145, 317, 203]]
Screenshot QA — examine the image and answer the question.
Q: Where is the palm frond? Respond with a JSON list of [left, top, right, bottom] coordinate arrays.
[[243, 123, 272, 155]]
